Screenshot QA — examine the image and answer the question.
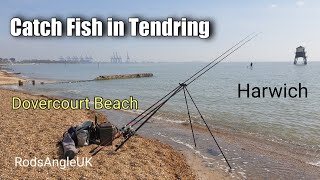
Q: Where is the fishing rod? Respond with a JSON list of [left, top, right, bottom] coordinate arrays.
[[129, 33, 261, 125], [185, 33, 260, 86], [126, 32, 260, 129], [115, 85, 184, 151], [91, 86, 181, 155], [114, 33, 258, 138], [90, 86, 183, 156], [123, 32, 256, 128], [91, 33, 256, 150], [93, 33, 260, 169], [90, 130, 123, 156], [114, 32, 259, 165], [89, 96, 173, 156]]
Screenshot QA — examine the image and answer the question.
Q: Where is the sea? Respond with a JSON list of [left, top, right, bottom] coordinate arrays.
[[5, 62, 320, 178]]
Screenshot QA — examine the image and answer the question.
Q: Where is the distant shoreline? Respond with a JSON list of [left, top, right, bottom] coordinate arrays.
[[3, 61, 320, 66], [3, 64, 320, 179], [0, 69, 230, 179]]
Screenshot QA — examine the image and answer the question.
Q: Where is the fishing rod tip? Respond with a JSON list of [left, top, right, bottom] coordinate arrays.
[[255, 32, 263, 36]]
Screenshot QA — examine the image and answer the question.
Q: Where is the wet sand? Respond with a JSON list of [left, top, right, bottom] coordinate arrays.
[[0, 70, 25, 85], [106, 108, 320, 179]]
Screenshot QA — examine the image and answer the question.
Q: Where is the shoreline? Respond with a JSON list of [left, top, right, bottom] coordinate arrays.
[[2, 66, 319, 179], [106, 108, 320, 179], [0, 69, 26, 85], [0, 88, 198, 179], [0, 70, 229, 179]]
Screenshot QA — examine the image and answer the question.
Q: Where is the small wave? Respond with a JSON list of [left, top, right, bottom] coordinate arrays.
[[157, 133, 246, 177], [170, 137, 197, 151], [66, 89, 81, 94], [125, 109, 145, 115], [1, 85, 21, 90], [160, 118, 186, 124], [168, 136, 226, 163], [308, 161, 320, 167], [123, 109, 187, 124]]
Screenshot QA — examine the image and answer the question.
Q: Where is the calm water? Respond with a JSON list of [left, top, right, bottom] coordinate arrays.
[[9, 62, 320, 150]]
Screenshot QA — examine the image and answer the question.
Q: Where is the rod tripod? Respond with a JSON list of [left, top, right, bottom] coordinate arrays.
[[114, 83, 232, 169], [91, 83, 232, 169], [90, 32, 260, 170], [180, 83, 232, 169]]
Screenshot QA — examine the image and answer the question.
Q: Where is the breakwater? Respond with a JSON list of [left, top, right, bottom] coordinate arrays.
[[95, 73, 153, 80]]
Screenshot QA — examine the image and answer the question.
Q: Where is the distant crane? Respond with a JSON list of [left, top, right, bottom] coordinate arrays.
[[111, 52, 122, 63], [126, 52, 130, 63], [72, 56, 79, 61]]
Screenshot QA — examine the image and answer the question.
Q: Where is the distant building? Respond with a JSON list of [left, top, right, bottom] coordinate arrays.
[[0, 57, 14, 64], [126, 52, 130, 63], [9, 58, 16, 63]]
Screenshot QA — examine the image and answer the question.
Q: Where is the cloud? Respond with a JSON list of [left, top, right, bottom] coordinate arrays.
[[296, 1, 305, 6], [270, 4, 278, 8]]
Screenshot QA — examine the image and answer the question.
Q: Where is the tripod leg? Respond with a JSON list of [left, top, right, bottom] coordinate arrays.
[[182, 87, 197, 148], [185, 87, 232, 170]]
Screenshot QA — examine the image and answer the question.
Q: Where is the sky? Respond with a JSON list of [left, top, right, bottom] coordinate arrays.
[[0, 0, 319, 62]]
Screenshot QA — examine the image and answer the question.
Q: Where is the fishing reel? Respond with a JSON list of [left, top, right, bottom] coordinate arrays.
[[114, 125, 136, 149], [120, 125, 135, 139]]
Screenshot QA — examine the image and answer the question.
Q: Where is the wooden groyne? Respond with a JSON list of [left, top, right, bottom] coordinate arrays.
[[16, 73, 153, 86], [95, 73, 153, 80]]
